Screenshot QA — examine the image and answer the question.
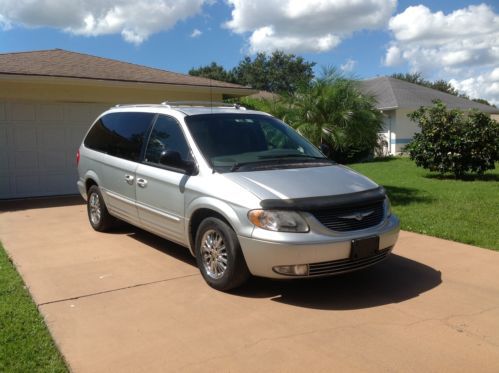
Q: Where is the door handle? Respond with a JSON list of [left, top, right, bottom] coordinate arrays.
[[125, 174, 134, 185], [137, 178, 148, 188]]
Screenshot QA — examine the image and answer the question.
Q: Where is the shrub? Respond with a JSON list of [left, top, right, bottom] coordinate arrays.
[[405, 101, 499, 177]]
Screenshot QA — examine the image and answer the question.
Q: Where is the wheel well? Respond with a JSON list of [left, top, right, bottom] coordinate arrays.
[[85, 178, 97, 192], [189, 208, 231, 250]]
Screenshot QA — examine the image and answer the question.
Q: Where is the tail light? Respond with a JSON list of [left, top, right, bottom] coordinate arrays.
[[76, 149, 80, 166]]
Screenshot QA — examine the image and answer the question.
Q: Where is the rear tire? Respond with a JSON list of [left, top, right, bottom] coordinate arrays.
[[195, 217, 250, 291], [87, 185, 115, 232]]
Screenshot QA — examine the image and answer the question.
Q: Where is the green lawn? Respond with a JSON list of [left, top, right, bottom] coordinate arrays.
[[350, 157, 499, 251], [0, 242, 67, 372]]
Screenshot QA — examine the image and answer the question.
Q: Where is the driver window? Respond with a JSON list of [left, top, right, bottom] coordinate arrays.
[[145, 115, 192, 164]]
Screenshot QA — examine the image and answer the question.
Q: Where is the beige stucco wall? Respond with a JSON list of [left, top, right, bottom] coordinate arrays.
[[0, 78, 226, 104], [385, 108, 420, 154]]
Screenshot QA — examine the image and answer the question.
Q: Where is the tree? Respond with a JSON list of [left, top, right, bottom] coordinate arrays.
[[232, 51, 315, 94], [282, 68, 383, 163], [188, 62, 235, 83], [405, 101, 499, 177], [188, 51, 315, 95], [472, 98, 495, 107], [430, 79, 459, 96], [391, 73, 459, 96], [391, 72, 426, 85]]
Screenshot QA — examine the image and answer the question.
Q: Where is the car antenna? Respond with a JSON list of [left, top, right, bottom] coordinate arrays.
[[210, 77, 213, 114]]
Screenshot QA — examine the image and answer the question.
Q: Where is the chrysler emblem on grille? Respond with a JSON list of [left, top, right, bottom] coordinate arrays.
[[339, 211, 374, 221]]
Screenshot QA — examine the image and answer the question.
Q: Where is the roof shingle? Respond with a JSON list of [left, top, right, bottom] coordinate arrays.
[[0, 49, 249, 90], [359, 77, 499, 114]]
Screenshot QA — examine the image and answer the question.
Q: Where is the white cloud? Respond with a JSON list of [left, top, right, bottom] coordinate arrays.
[[0, 0, 207, 45], [450, 69, 499, 106], [385, 4, 499, 105], [190, 28, 202, 38], [225, 0, 396, 53], [340, 58, 357, 72]]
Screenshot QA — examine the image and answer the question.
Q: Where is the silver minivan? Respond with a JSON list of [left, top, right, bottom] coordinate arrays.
[[77, 103, 399, 291]]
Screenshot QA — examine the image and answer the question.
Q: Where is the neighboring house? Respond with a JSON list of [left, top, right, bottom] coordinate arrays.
[[359, 77, 499, 155], [0, 49, 255, 199]]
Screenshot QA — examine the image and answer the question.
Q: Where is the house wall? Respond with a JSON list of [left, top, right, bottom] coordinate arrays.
[[0, 79, 224, 104], [391, 108, 420, 154], [379, 110, 396, 156]]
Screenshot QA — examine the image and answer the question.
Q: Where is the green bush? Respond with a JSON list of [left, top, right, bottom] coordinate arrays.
[[405, 101, 499, 177]]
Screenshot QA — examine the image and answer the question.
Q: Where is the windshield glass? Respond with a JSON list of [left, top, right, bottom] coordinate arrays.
[[184, 113, 329, 172]]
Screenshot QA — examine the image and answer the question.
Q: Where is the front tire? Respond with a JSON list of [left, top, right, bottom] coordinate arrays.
[[195, 217, 250, 291], [87, 185, 115, 232]]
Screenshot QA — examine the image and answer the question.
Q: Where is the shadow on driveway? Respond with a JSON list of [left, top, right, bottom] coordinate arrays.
[[124, 228, 442, 311], [0, 195, 84, 212], [235, 254, 441, 310]]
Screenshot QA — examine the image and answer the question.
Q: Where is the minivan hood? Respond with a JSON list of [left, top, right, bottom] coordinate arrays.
[[223, 164, 378, 201]]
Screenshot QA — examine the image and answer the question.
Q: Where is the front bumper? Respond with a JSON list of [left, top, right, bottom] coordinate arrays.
[[238, 215, 400, 279]]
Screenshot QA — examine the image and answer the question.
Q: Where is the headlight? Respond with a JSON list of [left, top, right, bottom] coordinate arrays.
[[248, 210, 309, 232], [384, 196, 392, 217]]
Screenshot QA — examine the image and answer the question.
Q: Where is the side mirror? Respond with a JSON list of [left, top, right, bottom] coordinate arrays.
[[320, 143, 330, 157], [159, 150, 196, 175]]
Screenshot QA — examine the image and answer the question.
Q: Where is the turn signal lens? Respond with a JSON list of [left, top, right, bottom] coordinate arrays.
[[248, 210, 309, 232], [273, 264, 309, 276], [384, 196, 392, 217], [76, 149, 80, 166]]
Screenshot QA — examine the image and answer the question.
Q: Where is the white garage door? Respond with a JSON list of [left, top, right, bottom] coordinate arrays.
[[0, 101, 109, 199]]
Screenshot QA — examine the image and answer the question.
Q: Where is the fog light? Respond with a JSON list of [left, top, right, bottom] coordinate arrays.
[[273, 264, 309, 276]]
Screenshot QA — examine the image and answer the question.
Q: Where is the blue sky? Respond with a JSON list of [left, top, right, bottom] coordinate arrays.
[[0, 1, 498, 103]]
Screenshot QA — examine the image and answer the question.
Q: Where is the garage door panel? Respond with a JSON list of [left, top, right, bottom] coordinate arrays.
[[40, 173, 75, 194], [37, 104, 64, 121], [14, 150, 38, 169], [1, 101, 105, 198], [39, 151, 66, 170], [8, 103, 36, 121], [40, 127, 66, 148], [0, 150, 8, 171], [14, 174, 40, 196], [0, 172, 10, 196], [14, 126, 38, 149], [0, 125, 7, 147], [64, 103, 103, 125], [70, 126, 89, 148]]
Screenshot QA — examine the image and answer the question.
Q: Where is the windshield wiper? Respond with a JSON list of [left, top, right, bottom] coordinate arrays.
[[258, 154, 328, 160], [230, 157, 332, 172], [230, 160, 271, 172]]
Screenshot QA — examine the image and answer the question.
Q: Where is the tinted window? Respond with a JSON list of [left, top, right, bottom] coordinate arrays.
[[144, 115, 192, 164], [185, 114, 325, 171], [84, 112, 154, 161]]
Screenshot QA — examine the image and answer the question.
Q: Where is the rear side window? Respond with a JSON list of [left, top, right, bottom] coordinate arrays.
[[84, 112, 155, 161]]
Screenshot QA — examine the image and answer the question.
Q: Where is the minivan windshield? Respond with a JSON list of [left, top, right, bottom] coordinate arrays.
[[184, 113, 331, 172]]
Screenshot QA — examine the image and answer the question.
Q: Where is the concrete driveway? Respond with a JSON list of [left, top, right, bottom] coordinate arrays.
[[1, 197, 499, 372]]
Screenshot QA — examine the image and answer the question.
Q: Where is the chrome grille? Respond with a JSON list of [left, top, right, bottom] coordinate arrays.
[[308, 249, 390, 276], [311, 201, 385, 232]]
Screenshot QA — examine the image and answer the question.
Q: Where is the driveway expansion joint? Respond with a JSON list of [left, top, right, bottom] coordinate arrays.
[[37, 273, 199, 307]]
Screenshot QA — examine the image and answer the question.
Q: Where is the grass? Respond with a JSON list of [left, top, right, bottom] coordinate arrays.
[[0, 242, 67, 372], [349, 157, 499, 251]]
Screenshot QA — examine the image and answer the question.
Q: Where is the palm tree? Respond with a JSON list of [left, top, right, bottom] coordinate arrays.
[[281, 68, 383, 162]]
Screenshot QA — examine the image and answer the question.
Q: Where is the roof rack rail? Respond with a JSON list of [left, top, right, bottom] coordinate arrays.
[[112, 101, 247, 110], [160, 101, 246, 110], [113, 103, 165, 108]]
